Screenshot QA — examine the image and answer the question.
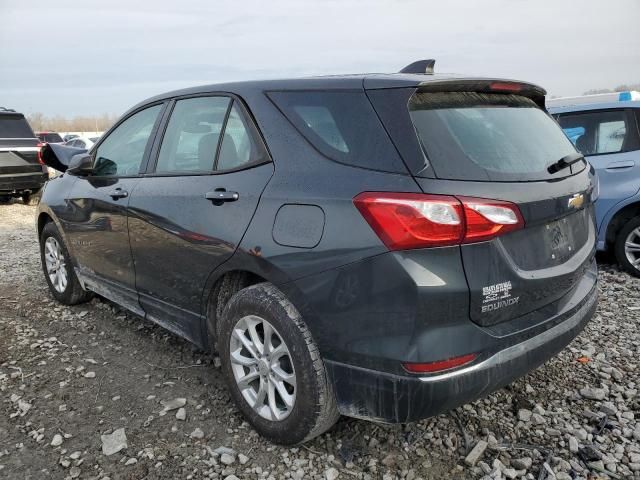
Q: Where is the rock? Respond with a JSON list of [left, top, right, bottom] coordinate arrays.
[[464, 440, 488, 466], [503, 468, 518, 479], [160, 398, 186, 411], [511, 457, 532, 470], [125, 458, 137, 466], [84, 371, 96, 378], [175, 407, 186, 421], [568, 435, 579, 453], [101, 428, 127, 456], [517, 409, 532, 422], [579, 387, 606, 400], [531, 413, 545, 425], [238, 453, 249, 465], [214, 446, 236, 456], [224, 476, 240, 480], [50, 434, 63, 447], [600, 401, 617, 416], [189, 427, 204, 439], [220, 453, 235, 465], [325, 467, 340, 480], [69, 467, 81, 478]]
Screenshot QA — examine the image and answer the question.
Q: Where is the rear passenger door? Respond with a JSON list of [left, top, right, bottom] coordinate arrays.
[[556, 108, 640, 230], [127, 95, 273, 342]]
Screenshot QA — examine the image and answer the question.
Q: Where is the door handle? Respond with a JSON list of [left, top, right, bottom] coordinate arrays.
[[109, 188, 129, 200], [606, 160, 635, 171], [205, 189, 239, 204]]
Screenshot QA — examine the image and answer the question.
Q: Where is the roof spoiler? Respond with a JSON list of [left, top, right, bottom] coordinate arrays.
[[399, 59, 435, 75]]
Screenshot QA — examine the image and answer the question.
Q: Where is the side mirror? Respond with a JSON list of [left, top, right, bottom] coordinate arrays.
[[67, 153, 94, 176]]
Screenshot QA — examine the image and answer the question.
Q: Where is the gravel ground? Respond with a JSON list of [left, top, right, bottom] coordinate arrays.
[[1, 201, 639, 480]]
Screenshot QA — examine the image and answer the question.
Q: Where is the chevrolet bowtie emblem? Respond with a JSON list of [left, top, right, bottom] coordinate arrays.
[[568, 193, 585, 209]]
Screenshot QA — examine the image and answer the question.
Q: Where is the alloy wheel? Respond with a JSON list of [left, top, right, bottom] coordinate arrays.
[[44, 237, 68, 293], [625, 227, 640, 271], [229, 315, 296, 421]]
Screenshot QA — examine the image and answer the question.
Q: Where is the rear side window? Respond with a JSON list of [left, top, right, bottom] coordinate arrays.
[[156, 96, 269, 173], [557, 109, 640, 155], [267, 90, 406, 173], [0, 115, 34, 138], [156, 96, 231, 173], [409, 92, 579, 182]]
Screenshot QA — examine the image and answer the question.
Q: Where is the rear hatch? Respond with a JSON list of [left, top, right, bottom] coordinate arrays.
[[367, 79, 597, 327], [0, 113, 42, 176]]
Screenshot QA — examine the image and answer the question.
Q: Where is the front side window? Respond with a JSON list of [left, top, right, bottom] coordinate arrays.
[[557, 109, 639, 155], [93, 104, 162, 176]]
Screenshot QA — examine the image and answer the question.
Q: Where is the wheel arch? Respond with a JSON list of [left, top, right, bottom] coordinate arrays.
[[605, 200, 640, 249]]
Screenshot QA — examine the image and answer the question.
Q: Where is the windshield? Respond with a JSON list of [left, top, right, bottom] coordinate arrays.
[[409, 92, 581, 181], [0, 115, 35, 139]]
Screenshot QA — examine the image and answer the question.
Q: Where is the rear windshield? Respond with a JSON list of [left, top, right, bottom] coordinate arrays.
[[267, 90, 406, 173], [409, 92, 581, 182], [0, 115, 35, 139], [39, 133, 63, 143]]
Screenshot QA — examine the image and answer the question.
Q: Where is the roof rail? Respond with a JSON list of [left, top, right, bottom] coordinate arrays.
[[0, 107, 17, 112], [399, 59, 435, 75]]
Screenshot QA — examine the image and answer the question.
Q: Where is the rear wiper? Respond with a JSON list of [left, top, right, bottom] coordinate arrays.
[[547, 152, 585, 174]]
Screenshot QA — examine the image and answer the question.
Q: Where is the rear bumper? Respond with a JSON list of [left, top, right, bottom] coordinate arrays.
[[326, 280, 597, 423], [0, 172, 48, 194]]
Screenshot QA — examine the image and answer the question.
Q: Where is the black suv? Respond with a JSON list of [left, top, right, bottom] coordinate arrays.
[[37, 61, 598, 444], [0, 108, 48, 204]]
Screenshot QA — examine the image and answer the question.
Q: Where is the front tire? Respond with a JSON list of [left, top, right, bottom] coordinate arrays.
[[614, 216, 640, 278], [218, 283, 339, 445], [40, 222, 93, 304]]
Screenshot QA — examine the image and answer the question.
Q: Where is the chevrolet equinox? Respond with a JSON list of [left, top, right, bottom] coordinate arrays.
[[37, 60, 598, 445]]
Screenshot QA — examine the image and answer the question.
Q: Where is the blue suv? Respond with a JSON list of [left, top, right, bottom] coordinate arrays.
[[549, 93, 640, 277]]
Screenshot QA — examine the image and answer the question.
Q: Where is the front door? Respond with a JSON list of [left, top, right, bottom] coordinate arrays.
[[127, 96, 273, 342], [59, 103, 164, 314]]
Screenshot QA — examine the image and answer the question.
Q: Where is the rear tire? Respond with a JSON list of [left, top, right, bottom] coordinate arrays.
[[217, 283, 339, 445], [22, 189, 41, 206], [40, 222, 93, 304], [614, 216, 640, 278]]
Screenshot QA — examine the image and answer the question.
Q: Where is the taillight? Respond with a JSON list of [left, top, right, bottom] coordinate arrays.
[[402, 353, 478, 374], [353, 192, 524, 250], [353, 192, 464, 249], [37, 142, 45, 165]]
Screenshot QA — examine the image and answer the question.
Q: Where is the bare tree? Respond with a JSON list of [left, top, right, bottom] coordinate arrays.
[[25, 113, 119, 132]]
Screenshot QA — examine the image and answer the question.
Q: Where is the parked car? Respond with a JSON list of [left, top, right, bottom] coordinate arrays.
[[37, 60, 598, 445], [0, 107, 48, 204], [548, 92, 640, 276], [63, 134, 79, 143], [36, 131, 64, 144], [65, 136, 99, 150]]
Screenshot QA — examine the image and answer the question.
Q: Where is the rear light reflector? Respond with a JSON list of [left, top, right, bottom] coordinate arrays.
[[354, 192, 524, 250], [402, 353, 478, 374]]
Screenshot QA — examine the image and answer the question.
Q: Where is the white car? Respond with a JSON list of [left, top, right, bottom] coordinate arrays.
[[65, 136, 100, 150]]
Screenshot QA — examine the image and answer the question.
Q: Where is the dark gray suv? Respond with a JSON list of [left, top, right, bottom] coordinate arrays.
[[37, 61, 598, 444]]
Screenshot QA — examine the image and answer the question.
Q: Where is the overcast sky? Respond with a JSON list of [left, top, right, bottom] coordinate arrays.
[[1, 0, 639, 116]]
